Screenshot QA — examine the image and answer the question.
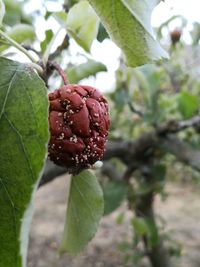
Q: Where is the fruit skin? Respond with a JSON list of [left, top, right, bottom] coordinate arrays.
[[48, 84, 110, 174]]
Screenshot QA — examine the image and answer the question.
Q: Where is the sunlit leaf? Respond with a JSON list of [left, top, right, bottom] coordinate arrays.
[[7, 24, 35, 43], [40, 29, 54, 53], [52, 11, 67, 26], [0, 24, 36, 52], [88, 0, 168, 67], [3, 0, 32, 26], [0, 0, 5, 26], [66, 1, 99, 52], [68, 59, 107, 83]]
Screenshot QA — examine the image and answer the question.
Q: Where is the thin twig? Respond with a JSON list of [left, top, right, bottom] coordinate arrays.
[[128, 101, 144, 117]]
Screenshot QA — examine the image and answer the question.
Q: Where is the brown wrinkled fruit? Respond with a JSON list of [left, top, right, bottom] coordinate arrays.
[[48, 84, 110, 173]]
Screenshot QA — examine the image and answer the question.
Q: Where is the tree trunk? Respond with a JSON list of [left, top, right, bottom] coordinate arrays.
[[134, 165, 172, 267]]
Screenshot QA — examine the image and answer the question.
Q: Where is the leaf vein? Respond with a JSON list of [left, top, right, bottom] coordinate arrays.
[[0, 68, 19, 120], [3, 113, 35, 182], [73, 179, 95, 221], [0, 177, 18, 260]]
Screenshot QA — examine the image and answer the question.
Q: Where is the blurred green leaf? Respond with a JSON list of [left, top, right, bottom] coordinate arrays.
[[131, 251, 143, 265], [132, 217, 149, 236], [115, 90, 129, 106], [103, 180, 127, 215], [137, 183, 153, 195], [66, 1, 99, 52], [97, 23, 109, 42], [40, 29, 53, 53], [191, 22, 200, 45], [118, 241, 131, 253], [7, 24, 35, 43], [145, 218, 159, 248], [152, 164, 166, 182], [65, 0, 80, 7], [68, 59, 107, 83], [60, 170, 104, 255], [178, 90, 199, 119], [0, 0, 5, 26], [3, 0, 21, 25], [132, 217, 158, 248], [88, 0, 168, 67], [116, 213, 125, 224], [3, 0, 31, 26], [110, 88, 129, 113], [52, 11, 67, 26], [0, 24, 36, 52]]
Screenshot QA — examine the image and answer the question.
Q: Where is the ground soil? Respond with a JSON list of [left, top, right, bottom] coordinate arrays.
[[28, 174, 200, 267]]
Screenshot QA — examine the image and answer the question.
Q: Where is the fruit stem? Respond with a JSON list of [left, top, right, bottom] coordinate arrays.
[[50, 62, 69, 85]]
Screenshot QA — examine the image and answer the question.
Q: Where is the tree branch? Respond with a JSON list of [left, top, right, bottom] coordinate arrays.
[[162, 135, 200, 172], [135, 164, 172, 267], [157, 115, 200, 135], [39, 115, 200, 187], [104, 132, 158, 165], [39, 160, 67, 187], [101, 162, 123, 181]]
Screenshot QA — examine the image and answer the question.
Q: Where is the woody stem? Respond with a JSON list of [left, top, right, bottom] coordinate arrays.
[[49, 62, 69, 85]]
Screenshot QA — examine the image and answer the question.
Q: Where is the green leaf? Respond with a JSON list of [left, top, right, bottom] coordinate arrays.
[[178, 90, 199, 119], [40, 29, 54, 53], [65, 0, 80, 7], [7, 24, 35, 43], [132, 217, 158, 247], [0, 0, 5, 26], [68, 59, 107, 84], [103, 180, 127, 215], [132, 217, 149, 236], [88, 0, 168, 67], [60, 170, 104, 255], [118, 241, 131, 252], [3, 0, 31, 26], [116, 212, 125, 224], [145, 218, 158, 248], [52, 11, 67, 26], [0, 57, 48, 267], [66, 1, 99, 52], [97, 23, 109, 42], [112, 88, 129, 112], [3, 0, 21, 26], [0, 24, 36, 52], [152, 164, 166, 182]]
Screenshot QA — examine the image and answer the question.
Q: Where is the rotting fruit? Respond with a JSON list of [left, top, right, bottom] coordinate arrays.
[[48, 83, 110, 174]]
